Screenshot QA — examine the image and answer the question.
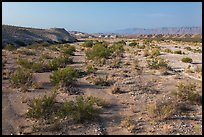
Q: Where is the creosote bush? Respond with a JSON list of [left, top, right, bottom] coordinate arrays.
[[93, 75, 111, 86], [147, 57, 169, 70], [63, 46, 76, 56], [10, 68, 33, 88], [86, 64, 97, 74], [48, 55, 73, 71], [86, 42, 110, 61], [147, 99, 176, 121], [17, 49, 36, 56], [50, 66, 79, 87], [181, 57, 193, 63], [174, 82, 200, 104], [27, 94, 101, 124], [4, 44, 17, 51], [82, 41, 93, 48]]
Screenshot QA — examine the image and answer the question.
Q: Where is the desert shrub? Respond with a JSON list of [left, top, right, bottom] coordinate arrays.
[[17, 59, 33, 69], [108, 42, 124, 55], [174, 82, 200, 104], [192, 48, 202, 53], [150, 48, 160, 57], [58, 96, 100, 123], [63, 46, 76, 55], [4, 44, 17, 51], [48, 56, 73, 70], [27, 44, 43, 49], [2, 60, 6, 69], [82, 41, 93, 48], [26, 91, 57, 121], [86, 64, 97, 74], [184, 46, 192, 51], [164, 48, 173, 53], [181, 57, 193, 63], [111, 85, 122, 94], [93, 75, 111, 86], [147, 99, 176, 121], [50, 66, 79, 87], [17, 59, 49, 73], [137, 44, 146, 49], [143, 39, 152, 45], [195, 66, 202, 75], [86, 43, 110, 61], [40, 54, 53, 59], [120, 116, 136, 133], [110, 57, 121, 68], [49, 44, 61, 51], [143, 49, 150, 57], [10, 68, 33, 88], [174, 50, 182, 54], [17, 49, 36, 56], [129, 42, 139, 47], [147, 57, 169, 70]]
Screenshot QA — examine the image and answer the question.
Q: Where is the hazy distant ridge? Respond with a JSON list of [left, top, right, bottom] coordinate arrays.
[[114, 27, 202, 34]]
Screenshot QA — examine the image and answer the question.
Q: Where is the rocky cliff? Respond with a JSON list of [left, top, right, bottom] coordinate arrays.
[[2, 25, 77, 47]]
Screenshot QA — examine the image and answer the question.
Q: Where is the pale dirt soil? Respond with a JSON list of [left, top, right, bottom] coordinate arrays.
[[2, 40, 202, 135]]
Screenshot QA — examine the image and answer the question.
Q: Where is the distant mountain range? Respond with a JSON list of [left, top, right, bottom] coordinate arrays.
[[114, 27, 202, 35]]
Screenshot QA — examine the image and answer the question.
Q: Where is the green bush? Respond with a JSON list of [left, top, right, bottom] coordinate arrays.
[[193, 48, 202, 53], [17, 59, 33, 69], [181, 57, 193, 63], [184, 46, 192, 51], [86, 43, 111, 61], [129, 42, 139, 47], [175, 82, 200, 104], [147, 57, 169, 70], [174, 50, 182, 54], [148, 99, 176, 121], [10, 68, 33, 88], [108, 42, 124, 55], [50, 66, 79, 87], [86, 65, 97, 74], [17, 59, 49, 73], [93, 76, 111, 86], [26, 91, 57, 121], [164, 48, 172, 53], [58, 96, 100, 123], [82, 41, 93, 48], [48, 56, 73, 70], [4, 44, 17, 51], [150, 48, 160, 57], [63, 46, 76, 55], [17, 49, 36, 56]]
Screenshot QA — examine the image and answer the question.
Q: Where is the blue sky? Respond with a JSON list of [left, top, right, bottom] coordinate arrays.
[[2, 2, 202, 33]]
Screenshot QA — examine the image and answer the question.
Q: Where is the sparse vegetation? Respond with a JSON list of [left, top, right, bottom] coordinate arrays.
[[147, 99, 176, 121], [4, 44, 17, 51], [17, 49, 36, 56], [164, 48, 173, 53], [181, 57, 193, 63], [86, 64, 97, 74], [174, 82, 200, 104], [93, 75, 111, 86], [147, 57, 169, 70], [174, 50, 182, 54], [82, 40, 93, 48], [48, 55, 73, 70], [10, 68, 33, 88], [50, 66, 79, 87], [86, 42, 111, 63]]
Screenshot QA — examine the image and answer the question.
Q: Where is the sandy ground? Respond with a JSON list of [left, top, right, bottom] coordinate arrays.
[[2, 40, 202, 135]]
